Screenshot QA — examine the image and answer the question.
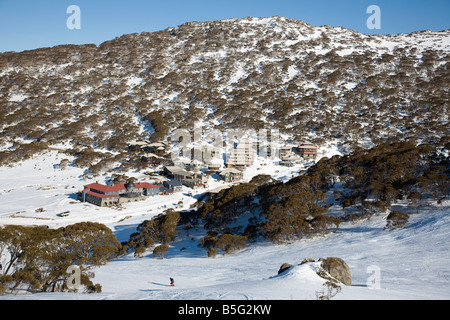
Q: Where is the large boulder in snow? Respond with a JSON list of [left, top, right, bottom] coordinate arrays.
[[278, 263, 293, 275], [319, 257, 352, 286]]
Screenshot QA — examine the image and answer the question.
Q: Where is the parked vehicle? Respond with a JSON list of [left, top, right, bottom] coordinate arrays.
[[59, 211, 70, 217]]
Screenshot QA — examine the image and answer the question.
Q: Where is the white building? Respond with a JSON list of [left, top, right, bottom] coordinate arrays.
[[226, 139, 256, 169]]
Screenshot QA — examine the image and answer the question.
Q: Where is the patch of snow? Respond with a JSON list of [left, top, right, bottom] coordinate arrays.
[[126, 75, 143, 87], [8, 93, 28, 102]]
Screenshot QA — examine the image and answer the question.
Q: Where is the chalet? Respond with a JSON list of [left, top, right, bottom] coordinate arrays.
[[163, 180, 183, 192], [218, 168, 244, 182], [163, 166, 208, 189], [182, 173, 208, 189], [173, 169, 192, 182], [297, 142, 318, 159], [142, 142, 168, 154], [173, 157, 191, 169], [279, 145, 294, 159], [189, 159, 204, 171], [128, 140, 151, 152], [172, 158, 204, 171], [206, 163, 221, 172], [158, 187, 173, 195], [279, 154, 302, 167], [129, 141, 168, 154], [278, 145, 302, 166], [79, 181, 162, 207], [163, 166, 185, 178]]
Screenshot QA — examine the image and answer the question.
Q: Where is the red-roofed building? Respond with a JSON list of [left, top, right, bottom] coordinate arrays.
[[79, 181, 163, 207], [297, 142, 318, 159]]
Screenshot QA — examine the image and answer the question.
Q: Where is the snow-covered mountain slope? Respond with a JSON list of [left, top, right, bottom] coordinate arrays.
[[1, 16, 449, 174], [0, 149, 449, 300], [92, 202, 450, 300], [3, 198, 449, 300]]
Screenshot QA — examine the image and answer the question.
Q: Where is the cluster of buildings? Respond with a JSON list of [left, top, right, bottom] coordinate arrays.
[[132, 138, 318, 170], [79, 140, 318, 207], [224, 140, 318, 168], [278, 142, 319, 167]]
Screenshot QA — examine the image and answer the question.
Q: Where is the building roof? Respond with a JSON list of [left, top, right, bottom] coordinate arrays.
[[148, 142, 166, 147], [84, 183, 124, 193], [142, 153, 162, 158], [86, 191, 119, 199], [173, 169, 192, 176], [164, 165, 184, 173], [164, 180, 183, 187], [125, 181, 135, 190], [173, 157, 191, 164], [191, 159, 203, 165], [84, 182, 160, 193], [298, 142, 318, 148], [137, 182, 161, 189]]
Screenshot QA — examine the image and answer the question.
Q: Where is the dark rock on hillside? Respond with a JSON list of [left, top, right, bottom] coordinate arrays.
[[278, 262, 294, 274], [319, 257, 352, 286]]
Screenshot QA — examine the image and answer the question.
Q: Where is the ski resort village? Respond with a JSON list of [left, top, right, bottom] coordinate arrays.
[[78, 139, 319, 208]]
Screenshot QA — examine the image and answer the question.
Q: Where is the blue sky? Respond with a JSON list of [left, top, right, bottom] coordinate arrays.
[[0, 0, 449, 53]]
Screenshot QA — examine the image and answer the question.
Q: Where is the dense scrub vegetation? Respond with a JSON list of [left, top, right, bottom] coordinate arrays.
[[318, 141, 449, 208], [0, 17, 448, 174], [0, 222, 121, 294], [125, 209, 180, 258]]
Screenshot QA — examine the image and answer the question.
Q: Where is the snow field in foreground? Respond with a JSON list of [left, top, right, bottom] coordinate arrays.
[[0, 149, 449, 300]]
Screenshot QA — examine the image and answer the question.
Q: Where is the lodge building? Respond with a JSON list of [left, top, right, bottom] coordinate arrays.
[[297, 142, 318, 159], [79, 181, 164, 207]]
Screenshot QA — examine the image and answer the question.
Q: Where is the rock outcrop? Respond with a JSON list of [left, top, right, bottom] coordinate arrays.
[[319, 257, 352, 286]]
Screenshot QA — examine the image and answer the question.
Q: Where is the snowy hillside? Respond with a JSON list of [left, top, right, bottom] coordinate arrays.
[[0, 145, 449, 300], [86, 202, 450, 300], [3, 196, 450, 300]]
